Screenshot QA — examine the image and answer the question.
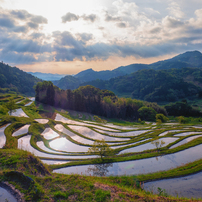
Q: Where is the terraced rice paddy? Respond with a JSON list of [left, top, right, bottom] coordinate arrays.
[[1, 99, 202, 199]]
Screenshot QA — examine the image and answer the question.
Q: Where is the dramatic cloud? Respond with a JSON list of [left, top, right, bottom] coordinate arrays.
[[82, 14, 97, 22], [116, 22, 127, 28], [61, 12, 79, 23], [105, 12, 121, 22], [167, 1, 184, 18], [0, 8, 47, 34], [162, 16, 184, 28], [76, 33, 93, 42], [62, 12, 97, 23], [0, 0, 202, 69], [0, 17, 15, 28]]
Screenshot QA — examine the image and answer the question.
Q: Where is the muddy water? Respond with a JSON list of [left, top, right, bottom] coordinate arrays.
[[53, 144, 202, 176], [144, 171, 202, 199], [0, 187, 17, 202]]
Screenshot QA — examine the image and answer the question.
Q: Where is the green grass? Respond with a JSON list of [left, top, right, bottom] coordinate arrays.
[[22, 105, 42, 119]]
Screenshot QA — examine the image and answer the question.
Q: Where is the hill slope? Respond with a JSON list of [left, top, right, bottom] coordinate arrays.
[[0, 62, 41, 96]]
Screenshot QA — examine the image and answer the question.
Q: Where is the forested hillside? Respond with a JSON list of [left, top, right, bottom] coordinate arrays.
[[82, 67, 202, 102], [0, 62, 41, 96], [35, 82, 167, 121]]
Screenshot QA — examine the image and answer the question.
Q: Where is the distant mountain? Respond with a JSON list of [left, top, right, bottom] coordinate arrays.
[[52, 75, 81, 90], [74, 51, 202, 82], [53, 50, 202, 91], [74, 68, 124, 82], [0, 62, 41, 96], [28, 72, 67, 81], [149, 51, 202, 70]]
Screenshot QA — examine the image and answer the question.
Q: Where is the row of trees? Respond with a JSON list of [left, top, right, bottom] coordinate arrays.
[[35, 82, 167, 121]]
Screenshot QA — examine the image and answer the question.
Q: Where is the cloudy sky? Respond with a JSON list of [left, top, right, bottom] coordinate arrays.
[[0, 0, 202, 74]]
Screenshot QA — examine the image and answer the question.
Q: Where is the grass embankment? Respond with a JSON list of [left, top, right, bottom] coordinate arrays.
[[22, 104, 42, 119], [0, 149, 199, 202], [137, 158, 202, 182]]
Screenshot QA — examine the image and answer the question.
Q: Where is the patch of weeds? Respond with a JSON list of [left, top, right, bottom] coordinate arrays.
[[84, 191, 93, 200], [157, 187, 168, 197], [54, 191, 69, 200], [89, 183, 94, 190], [95, 189, 111, 202], [118, 193, 125, 198]]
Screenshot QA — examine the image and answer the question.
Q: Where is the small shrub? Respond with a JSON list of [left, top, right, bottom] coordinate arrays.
[[94, 115, 107, 124], [151, 138, 165, 152], [178, 116, 189, 124], [156, 113, 168, 123], [156, 119, 162, 125]]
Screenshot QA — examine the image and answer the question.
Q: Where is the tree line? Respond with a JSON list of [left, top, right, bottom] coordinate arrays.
[[35, 82, 167, 121]]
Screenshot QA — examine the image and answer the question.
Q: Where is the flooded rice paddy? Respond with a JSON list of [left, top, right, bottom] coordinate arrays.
[[68, 125, 130, 142], [119, 137, 179, 154], [18, 135, 98, 161], [1, 108, 202, 199], [0, 186, 17, 202], [11, 108, 28, 117], [54, 124, 94, 145], [53, 144, 202, 176], [12, 124, 30, 137], [144, 171, 202, 199], [170, 135, 202, 149], [35, 119, 49, 124], [41, 128, 60, 140], [49, 137, 90, 153], [0, 124, 10, 148], [174, 131, 202, 136]]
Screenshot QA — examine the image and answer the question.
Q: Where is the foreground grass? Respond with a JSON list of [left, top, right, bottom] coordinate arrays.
[[0, 149, 199, 202]]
